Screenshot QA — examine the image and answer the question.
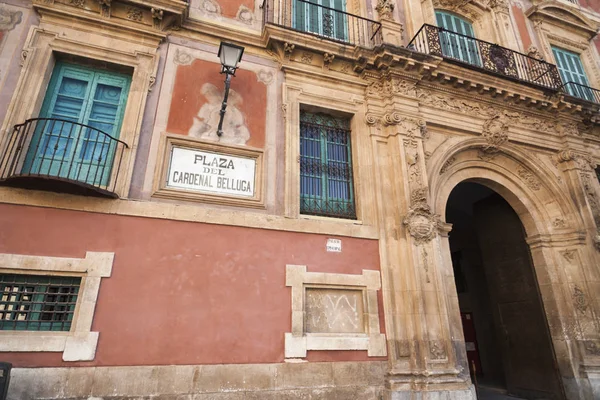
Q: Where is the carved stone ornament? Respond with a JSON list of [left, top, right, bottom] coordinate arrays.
[[0, 7, 23, 31], [403, 204, 441, 244], [375, 0, 394, 20], [69, 0, 86, 8], [151, 8, 164, 29], [323, 53, 335, 67], [367, 77, 417, 99], [127, 7, 143, 21], [98, 0, 111, 17], [573, 285, 588, 315], [257, 70, 274, 85], [283, 42, 295, 59], [148, 76, 156, 92], [236, 5, 253, 25], [202, 0, 221, 14], [440, 156, 457, 174], [584, 341, 600, 356], [517, 166, 541, 191], [481, 114, 509, 155], [300, 52, 313, 64], [429, 340, 447, 360], [527, 46, 545, 61], [561, 249, 576, 262]]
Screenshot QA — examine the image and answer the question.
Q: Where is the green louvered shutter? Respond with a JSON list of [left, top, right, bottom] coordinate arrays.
[[552, 46, 594, 101], [435, 11, 481, 67], [23, 62, 130, 186], [293, 0, 348, 41]]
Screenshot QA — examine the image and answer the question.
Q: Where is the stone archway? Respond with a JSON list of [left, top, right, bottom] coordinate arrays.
[[427, 138, 598, 399]]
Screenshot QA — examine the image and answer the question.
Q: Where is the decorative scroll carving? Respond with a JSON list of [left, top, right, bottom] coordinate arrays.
[[20, 49, 28, 67], [375, 0, 394, 20], [148, 75, 156, 92], [518, 166, 541, 191], [552, 218, 566, 229], [421, 247, 431, 283], [573, 286, 588, 315], [429, 340, 447, 360], [281, 103, 288, 121], [440, 156, 457, 174], [367, 77, 417, 99]]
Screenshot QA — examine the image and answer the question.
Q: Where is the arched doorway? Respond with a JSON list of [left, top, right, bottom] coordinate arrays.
[[445, 181, 564, 400]]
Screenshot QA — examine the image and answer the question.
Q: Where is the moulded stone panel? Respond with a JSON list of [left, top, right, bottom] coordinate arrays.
[[305, 288, 365, 334]]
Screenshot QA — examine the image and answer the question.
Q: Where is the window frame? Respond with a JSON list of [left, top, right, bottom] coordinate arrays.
[[299, 111, 357, 220], [0, 251, 114, 361], [0, 25, 158, 199]]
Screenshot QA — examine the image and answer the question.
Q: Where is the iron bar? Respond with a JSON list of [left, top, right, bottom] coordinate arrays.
[[561, 82, 600, 105], [408, 24, 563, 91]]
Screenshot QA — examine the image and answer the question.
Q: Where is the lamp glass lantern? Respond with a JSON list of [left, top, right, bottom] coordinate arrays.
[[218, 42, 245, 74]]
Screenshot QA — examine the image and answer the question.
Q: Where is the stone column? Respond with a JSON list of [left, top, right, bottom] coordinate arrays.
[[365, 82, 474, 398]]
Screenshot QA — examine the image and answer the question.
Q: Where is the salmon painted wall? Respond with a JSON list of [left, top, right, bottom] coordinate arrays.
[[166, 58, 266, 148], [0, 204, 386, 367]]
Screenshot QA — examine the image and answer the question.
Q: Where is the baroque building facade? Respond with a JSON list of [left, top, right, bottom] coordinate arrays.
[[0, 0, 599, 398]]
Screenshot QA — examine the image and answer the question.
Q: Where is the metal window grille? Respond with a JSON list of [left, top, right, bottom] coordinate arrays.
[[299, 112, 356, 219], [0, 274, 80, 331]]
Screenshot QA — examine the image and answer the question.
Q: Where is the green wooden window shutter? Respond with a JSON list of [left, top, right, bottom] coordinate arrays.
[[23, 61, 131, 186], [552, 47, 594, 101], [299, 112, 356, 219], [435, 10, 481, 67], [293, 0, 348, 41]]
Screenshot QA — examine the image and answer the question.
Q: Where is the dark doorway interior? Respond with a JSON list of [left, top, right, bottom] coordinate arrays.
[[445, 182, 564, 400]]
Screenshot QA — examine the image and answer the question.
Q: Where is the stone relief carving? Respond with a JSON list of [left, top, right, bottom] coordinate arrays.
[[367, 77, 417, 99], [480, 113, 510, 156], [20, 49, 28, 67], [429, 340, 447, 360], [188, 83, 250, 145], [236, 5, 253, 24], [517, 166, 541, 191], [151, 8, 164, 28], [561, 249, 576, 262], [323, 53, 335, 69], [98, 0, 111, 17], [584, 341, 600, 356], [281, 103, 288, 121], [573, 286, 588, 315], [405, 140, 422, 184], [527, 46, 545, 61], [375, 0, 394, 20], [422, 247, 431, 283], [440, 156, 457, 174], [431, 0, 480, 21], [403, 204, 441, 244], [69, 0, 86, 8], [127, 7, 143, 21], [148, 75, 156, 92], [552, 218, 566, 229], [417, 89, 579, 137], [300, 52, 313, 64], [173, 49, 194, 65], [284, 42, 295, 59], [305, 289, 365, 334], [580, 172, 600, 251]]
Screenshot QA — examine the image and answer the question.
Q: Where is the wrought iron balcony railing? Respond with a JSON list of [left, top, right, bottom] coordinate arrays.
[[263, 0, 382, 48], [0, 118, 128, 198], [562, 82, 600, 105], [408, 24, 563, 91]]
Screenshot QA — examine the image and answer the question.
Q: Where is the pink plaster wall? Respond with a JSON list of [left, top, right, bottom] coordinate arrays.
[[0, 204, 386, 367]]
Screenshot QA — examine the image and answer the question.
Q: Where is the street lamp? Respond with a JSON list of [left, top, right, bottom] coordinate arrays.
[[216, 41, 245, 137]]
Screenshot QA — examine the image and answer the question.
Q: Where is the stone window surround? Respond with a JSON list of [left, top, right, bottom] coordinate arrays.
[[526, 8, 600, 89], [0, 252, 114, 361], [0, 23, 158, 199], [282, 83, 370, 225], [284, 264, 387, 358]]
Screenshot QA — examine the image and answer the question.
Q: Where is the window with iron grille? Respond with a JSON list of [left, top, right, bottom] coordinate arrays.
[[0, 274, 81, 331], [299, 111, 356, 219]]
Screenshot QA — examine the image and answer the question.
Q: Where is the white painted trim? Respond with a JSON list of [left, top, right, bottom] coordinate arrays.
[[0, 251, 114, 361], [284, 265, 387, 358]]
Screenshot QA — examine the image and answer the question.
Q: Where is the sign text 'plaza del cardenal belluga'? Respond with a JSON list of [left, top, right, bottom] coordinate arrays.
[[167, 147, 256, 197]]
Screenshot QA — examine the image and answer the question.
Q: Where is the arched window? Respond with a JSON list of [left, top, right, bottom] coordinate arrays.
[[435, 10, 481, 66]]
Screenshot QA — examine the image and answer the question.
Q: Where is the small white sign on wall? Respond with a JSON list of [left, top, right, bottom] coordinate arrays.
[[326, 239, 342, 252], [167, 147, 256, 197]]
